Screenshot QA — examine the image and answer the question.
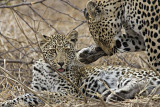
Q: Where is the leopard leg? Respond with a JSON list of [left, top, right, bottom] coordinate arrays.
[[77, 45, 106, 64], [117, 21, 145, 53], [107, 77, 147, 101], [1, 93, 42, 107], [77, 31, 145, 64], [115, 32, 145, 53], [1, 90, 73, 107]]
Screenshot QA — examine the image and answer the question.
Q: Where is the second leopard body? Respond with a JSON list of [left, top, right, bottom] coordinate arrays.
[[78, 0, 160, 71]]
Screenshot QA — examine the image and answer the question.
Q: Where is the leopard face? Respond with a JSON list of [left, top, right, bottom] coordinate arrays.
[[40, 30, 78, 72]]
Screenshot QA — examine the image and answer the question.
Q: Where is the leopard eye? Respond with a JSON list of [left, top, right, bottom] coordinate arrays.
[[65, 48, 71, 51], [47, 48, 55, 51], [50, 48, 56, 53]]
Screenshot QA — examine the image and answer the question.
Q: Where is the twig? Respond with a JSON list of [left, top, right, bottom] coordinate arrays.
[[41, 3, 83, 22], [100, 79, 125, 101], [0, 59, 33, 64], [0, 32, 33, 59], [0, 43, 39, 56], [144, 85, 160, 107], [139, 56, 160, 77], [116, 53, 139, 68], [28, 5, 59, 33], [11, 9, 37, 52], [96, 93, 107, 107], [60, 0, 83, 13], [0, 0, 46, 8], [0, 0, 13, 6], [0, 66, 52, 107], [11, 9, 43, 37], [73, 21, 86, 30]]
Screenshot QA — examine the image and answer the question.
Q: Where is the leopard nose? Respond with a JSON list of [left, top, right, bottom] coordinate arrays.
[[58, 62, 64, 67]]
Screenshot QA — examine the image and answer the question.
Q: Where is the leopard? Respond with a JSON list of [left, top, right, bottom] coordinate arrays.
[[77, 0, 160, 71], [1, 30, 160, 107]]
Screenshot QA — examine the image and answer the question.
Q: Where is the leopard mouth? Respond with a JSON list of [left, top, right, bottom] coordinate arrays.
[[57, 68, 65, 72]]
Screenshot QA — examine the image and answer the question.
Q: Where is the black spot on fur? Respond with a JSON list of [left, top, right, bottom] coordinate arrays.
[[124, 48, 130, 51], [123, 42, 128, 47], [41, 87, 47, 91], [157, 53, 160, 58], [154, 32, 158, 38], [95, 47, 103, 51], [135, 46, 140, 50], [34, 67, 41, 73], [116, 40, 121, 48], [152, 41, 156, 46]]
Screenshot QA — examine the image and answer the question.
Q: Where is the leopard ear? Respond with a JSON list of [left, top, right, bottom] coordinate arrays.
[[66, 30, 78, 44], [40, 35, 50, 46], [42, 35, 50, 40], [86, 0, 97, 18]]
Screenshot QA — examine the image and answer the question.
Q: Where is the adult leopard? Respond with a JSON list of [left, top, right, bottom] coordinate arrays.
[[1, 30, 160, 107], [77, 0, 160, 71]]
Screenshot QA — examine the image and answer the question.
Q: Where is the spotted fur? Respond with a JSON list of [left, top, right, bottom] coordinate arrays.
[[1, 30, 160, 107], [78, 0, 160, 71]]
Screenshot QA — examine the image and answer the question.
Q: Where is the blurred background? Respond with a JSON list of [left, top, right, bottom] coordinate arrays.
[[0, 0, 150, 106]]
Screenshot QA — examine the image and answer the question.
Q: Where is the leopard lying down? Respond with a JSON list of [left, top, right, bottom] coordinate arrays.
[[1, 30, 160, 107]]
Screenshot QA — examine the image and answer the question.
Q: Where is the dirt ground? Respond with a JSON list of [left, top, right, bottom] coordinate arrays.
[[0, 0, 159, 107]]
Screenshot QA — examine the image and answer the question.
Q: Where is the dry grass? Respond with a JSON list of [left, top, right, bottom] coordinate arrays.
[[0, 0, 159, 107]]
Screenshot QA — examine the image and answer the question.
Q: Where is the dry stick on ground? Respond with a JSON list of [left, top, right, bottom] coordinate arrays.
[[100, 79, 125, 101], [0, 59, 33, 64], [96, 93, 107, 107], [0, 66, 53, 107], [139, 56, 160, 77], [0, 43, 39, 56], [0, 0, 46, 8], [144, 85, 160, 107], [0, 32, 33, 59], [116, 53, 140, 68]]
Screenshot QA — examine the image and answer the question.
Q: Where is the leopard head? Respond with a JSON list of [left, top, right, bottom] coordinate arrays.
[[40, 30, 78, 73], [84, 0, 123, 55], [85, 0, 123, 23]]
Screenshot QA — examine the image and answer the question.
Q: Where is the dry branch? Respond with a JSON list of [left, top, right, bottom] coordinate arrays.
[[60, 0, 83, 13], [28, 5, 59, 33], [0, 43, 39, 56], [0, 32, 33, 59], [0, 66, 52, 107], [42, 3, 83, 22], [0, 0, 13, 6], [116, 53, 140, 68], [0, 59, 33, 64], [0, 0, 46, 8], [139, 56, 160, 77], [73, 21, 86, 30]]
